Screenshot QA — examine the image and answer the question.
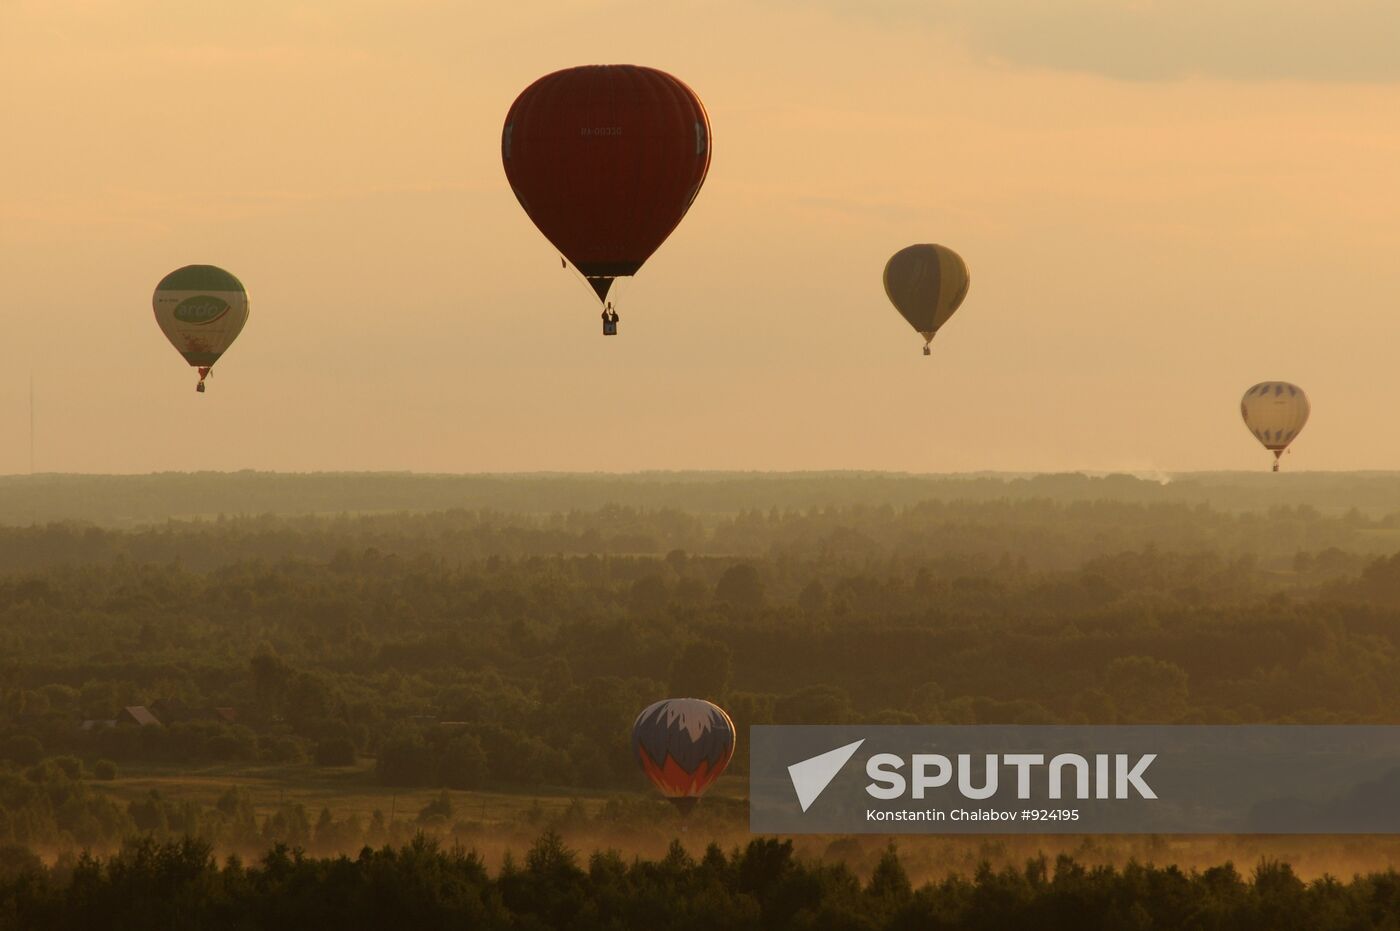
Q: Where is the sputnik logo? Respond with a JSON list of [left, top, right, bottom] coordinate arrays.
[[788, 739, 865, 812]]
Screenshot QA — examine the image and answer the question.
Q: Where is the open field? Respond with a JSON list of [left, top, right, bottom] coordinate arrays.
[[91, 759, 612, 827]]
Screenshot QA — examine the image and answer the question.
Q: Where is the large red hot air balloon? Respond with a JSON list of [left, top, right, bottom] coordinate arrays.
[[502, 65, 711, 313]]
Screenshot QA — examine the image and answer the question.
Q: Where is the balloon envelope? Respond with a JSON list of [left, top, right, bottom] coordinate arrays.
[[153, 265, 249, 373], [1241, 382, 1310, 466], [502, 65, 711, 302], [883, 244, 970, 346], [631, 698, 735, 812]]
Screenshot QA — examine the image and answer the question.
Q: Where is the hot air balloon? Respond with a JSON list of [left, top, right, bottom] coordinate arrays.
[[1241, 382, 1310, 471], [153, 265, 249, 393], [502, 65, 711, 328], [883, 244, 970, 355], [632, 698, 734, 814]]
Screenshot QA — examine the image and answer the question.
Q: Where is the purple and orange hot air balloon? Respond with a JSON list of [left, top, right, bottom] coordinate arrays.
[[631, 698, 735, 815]]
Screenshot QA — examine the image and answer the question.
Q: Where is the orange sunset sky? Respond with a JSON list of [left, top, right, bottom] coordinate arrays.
[[2, 1, 1398, 474]]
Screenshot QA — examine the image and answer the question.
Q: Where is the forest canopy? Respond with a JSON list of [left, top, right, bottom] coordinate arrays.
[[3, 472, 1400, 861]]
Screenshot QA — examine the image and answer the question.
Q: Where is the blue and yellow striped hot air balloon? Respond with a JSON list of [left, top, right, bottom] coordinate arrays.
[[883, 244, 971, 356]]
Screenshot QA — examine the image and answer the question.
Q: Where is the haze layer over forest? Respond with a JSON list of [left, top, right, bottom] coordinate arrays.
[[6, 470, 1400, 525]]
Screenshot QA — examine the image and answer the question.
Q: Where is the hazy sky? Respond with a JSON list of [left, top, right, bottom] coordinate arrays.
[[2, 0, 1398, 474]]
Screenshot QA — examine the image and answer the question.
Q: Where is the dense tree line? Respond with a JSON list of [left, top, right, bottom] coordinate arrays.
[[0, 503, 1389, 578], [3, 832, 1400, 930]]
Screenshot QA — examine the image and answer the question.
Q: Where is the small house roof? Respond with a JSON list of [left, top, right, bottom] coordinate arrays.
[[122, 706, 161, 726]]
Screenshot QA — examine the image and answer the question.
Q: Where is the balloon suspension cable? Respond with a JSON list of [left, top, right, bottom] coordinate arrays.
[[560, 256, 628, 317], [606, 276, 624, 307], [561, 256, 603, 302]]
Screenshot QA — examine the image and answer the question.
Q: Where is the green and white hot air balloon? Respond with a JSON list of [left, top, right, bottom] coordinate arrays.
[[883, 244, 970, 355], [1240, 382, 1310, 471], [152, 265, 249, 393]]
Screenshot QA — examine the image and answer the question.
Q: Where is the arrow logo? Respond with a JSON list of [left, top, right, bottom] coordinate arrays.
[[788, 739, 865, 812]]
